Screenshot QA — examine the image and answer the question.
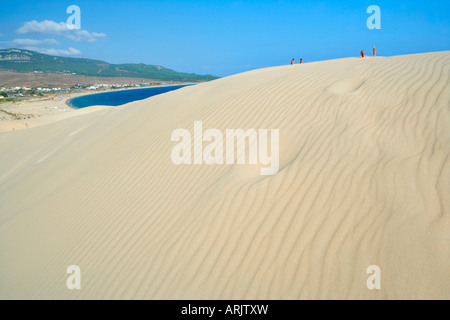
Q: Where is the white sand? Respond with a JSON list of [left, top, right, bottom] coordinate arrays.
[[0, 85, 186, 133], [0, 52, 449, 299]]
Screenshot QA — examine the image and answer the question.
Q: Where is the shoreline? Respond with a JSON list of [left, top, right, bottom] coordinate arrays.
[[65, 83, 193, 109], [0, 82, 195, 132]]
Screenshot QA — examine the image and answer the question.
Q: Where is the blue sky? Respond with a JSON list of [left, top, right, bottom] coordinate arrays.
[[1, 0, 449, 76]]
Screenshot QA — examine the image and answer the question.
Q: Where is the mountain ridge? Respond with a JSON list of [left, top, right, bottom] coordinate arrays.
[[0, 48, 218, 82]]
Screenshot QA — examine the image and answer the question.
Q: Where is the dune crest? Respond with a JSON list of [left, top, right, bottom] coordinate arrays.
[[0, 52, 449, 299]]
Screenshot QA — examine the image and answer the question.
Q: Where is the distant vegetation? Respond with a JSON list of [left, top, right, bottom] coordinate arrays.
[[0, 49, 219, 82]]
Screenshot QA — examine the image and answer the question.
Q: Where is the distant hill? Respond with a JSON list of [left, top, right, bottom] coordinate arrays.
[[0, 49, 218, 82]]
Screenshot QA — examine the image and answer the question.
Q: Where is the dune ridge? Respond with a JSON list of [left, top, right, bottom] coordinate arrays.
[[0, 52, 449, 299]]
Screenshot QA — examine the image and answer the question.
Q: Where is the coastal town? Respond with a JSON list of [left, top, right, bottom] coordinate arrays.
[[0, 81, 178, 102]]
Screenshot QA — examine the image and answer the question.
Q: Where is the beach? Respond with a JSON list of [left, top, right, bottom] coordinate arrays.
[[0, 51, 449, 299], [0, 84, 192, 132]]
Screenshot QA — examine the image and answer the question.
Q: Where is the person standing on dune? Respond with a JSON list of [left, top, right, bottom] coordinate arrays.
[[291, 58, 295, 65], [300, 59, 303, 64], [373, 46, 377, 56], [361, 50, 365, 58]]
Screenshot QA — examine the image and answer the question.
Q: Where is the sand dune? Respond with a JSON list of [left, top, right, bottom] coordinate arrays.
[[0, 52, 449, 299]]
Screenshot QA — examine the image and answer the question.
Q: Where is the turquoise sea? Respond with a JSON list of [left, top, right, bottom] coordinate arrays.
[[67, 85, 189, 109]]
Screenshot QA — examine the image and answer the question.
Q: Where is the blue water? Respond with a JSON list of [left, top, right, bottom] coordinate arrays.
[[67, 85, 189, 109]]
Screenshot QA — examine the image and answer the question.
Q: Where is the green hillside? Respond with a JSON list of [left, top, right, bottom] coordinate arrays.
[[0, 48, 218, 82]]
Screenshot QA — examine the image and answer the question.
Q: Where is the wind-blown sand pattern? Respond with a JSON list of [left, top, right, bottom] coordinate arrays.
[[0, 52, 449, 299]]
